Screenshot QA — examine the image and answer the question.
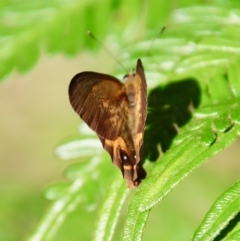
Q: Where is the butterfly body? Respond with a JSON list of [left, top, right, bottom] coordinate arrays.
[[69, 59, 147, 187]]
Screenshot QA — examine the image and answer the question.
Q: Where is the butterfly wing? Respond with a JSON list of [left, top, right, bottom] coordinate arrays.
[[69, 71, 127, 140], [136, 59, 147, 134], [68, 59, 147, 188]]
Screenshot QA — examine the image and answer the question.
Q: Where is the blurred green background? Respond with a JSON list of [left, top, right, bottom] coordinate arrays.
[[1, 0, 240, 240]]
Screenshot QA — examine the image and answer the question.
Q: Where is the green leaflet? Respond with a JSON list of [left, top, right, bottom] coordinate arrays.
[[92, 176, 128, 241], [192, 180, 240, 241]]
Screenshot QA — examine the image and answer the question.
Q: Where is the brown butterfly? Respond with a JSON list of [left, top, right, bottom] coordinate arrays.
[[68, 59, 147, 188]]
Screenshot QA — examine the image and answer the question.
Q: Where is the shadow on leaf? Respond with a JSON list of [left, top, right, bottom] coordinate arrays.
[[143, 78, 201, 162]]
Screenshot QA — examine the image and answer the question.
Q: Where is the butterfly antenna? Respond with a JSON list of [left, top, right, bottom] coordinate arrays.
[[143, 26, 167, 57], [87, 31, 127, 72]]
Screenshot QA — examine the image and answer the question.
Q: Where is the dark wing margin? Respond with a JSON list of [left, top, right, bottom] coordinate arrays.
[[69, 71, 127, 140]]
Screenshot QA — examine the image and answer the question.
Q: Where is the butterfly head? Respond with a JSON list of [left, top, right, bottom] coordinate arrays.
[[123, 68, 136, 81]]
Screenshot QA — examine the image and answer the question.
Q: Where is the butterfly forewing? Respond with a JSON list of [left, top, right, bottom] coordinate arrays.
[[69, 72, 128, 140], [136, 59, 147, 134]]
